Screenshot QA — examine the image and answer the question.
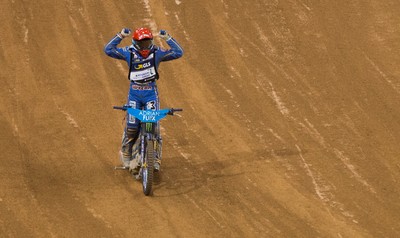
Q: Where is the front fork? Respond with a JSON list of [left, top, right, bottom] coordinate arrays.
[[138, 123, 162, 170]]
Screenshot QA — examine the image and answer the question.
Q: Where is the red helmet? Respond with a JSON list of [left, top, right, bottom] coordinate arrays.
[[132, 28, 154, 58]]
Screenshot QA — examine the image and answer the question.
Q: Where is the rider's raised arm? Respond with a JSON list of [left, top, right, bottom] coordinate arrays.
[[158, 35, 184, 62], [104, 34, 128, 60]]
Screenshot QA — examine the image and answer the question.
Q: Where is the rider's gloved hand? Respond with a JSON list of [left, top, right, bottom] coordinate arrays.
[[120, 28, 131, 38], [159, 30, 171, 41]]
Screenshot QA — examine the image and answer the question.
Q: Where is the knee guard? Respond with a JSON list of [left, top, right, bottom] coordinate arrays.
[[126, 127, 139, 141]]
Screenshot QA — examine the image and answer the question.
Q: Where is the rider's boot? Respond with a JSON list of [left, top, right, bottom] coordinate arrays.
[[120, 127, 138, 168], [154, 137, 162, 172], [119, 151, 130, 168], [154, 159, 161, 172]]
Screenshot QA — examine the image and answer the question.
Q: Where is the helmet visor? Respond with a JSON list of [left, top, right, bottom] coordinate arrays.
[[134, 39, 153, 50]]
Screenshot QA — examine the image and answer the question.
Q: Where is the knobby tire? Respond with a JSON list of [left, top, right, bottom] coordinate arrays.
[[142, 139, 155, 196]]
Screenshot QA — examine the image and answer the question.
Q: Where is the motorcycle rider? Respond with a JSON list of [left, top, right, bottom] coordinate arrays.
[[104, 27, 183, 173]]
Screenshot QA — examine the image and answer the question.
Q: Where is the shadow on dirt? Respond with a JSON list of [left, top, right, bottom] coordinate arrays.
[[151, 147, 304, 197]]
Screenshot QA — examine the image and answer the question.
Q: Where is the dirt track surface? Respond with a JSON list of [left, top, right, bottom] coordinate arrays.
[[1, 0, 400, 237]]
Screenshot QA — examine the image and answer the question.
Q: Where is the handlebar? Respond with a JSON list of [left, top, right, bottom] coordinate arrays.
[[168, 108, 183, 115], [113, 106, 129, 111]]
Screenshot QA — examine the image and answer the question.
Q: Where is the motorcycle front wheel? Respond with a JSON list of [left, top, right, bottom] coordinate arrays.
[[142, 139, 155, 196]]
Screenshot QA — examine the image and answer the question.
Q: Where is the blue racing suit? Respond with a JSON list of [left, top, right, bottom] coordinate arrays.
[[104, 32, 183, 167]]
